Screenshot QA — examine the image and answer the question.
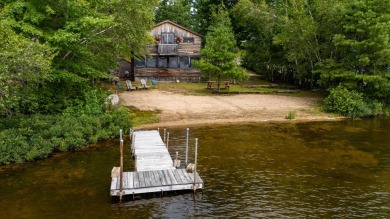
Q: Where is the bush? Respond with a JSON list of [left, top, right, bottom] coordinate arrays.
[[62, 89, 108, 116], [0, 107, 132, 165], [324, 85, 383, 117]]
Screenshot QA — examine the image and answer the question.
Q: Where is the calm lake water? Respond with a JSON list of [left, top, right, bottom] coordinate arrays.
[[0, 119, 389, 218]]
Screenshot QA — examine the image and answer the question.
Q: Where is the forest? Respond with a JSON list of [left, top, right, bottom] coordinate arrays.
[[1, 0, 390, 164]]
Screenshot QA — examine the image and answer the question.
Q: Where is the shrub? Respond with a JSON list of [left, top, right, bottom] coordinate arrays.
[[324, 85, 383, 117], [62, 89, 108, 116], [0, 107, 132, 165]]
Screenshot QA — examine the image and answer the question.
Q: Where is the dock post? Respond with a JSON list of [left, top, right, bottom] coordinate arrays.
[[193, 138, 198, 192], [119, 139, 124, 203], [120, 129, 123, 141], [163, 129, 166, 142], [185, 128, 189, 165], [167, 132, 170, 148]]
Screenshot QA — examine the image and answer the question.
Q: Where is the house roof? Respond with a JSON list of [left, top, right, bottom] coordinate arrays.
[[153, 20, 203, 38]]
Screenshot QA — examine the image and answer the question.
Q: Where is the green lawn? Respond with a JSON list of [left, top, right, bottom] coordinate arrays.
[[106, 73, 327, 98]]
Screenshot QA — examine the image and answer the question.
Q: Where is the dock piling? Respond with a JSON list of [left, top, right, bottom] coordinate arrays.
[[167, 132, 170, 148], [194, 138, 198, 192], [129, 129, 132, 140], [185, 128, 189, 165], [163, 129, 166, 142], [119, 139, 124, 203]]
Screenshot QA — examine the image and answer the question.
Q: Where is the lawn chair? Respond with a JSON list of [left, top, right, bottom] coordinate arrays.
[[140, 79, 150, 89], [125, 80, 136, 91], [151, 79, 158, 88], [116, 81, 123, 90]]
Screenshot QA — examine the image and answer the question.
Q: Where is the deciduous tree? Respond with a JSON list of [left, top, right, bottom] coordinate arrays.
[[156, 0, 196, 30], [0, 23, 54, 117]]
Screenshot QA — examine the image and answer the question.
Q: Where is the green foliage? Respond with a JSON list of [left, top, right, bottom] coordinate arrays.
[[0, 107, 132, 165], [156, 0, 196, 30], [286, 111, 296, 120], [0, 21, 54, 117], [62, 89, 108, 116], [193, 0, 239, 35], [1, 0, 158, 117], [193, 5, 247, 91], [232, 0, 390, 116], [318, 0, 390, 108], [232, 0, 285, 82], [323, 85, 383, 117]]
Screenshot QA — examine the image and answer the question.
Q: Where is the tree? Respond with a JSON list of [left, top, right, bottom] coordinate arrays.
[[193, 5, 247, 91], [156, 0, 196, 30], [0, 0, 158, 115], [193, 0, 239, 35], [232, 0, 286, 82], [0, 22, 54, 117], [318, 0, 390, 106]]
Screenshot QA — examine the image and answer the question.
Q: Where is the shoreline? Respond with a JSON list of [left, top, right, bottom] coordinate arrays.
[[119, 90, 343, 129], [134, 116, 346, 129]]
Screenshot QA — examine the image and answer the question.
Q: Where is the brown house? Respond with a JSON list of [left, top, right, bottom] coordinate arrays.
[[132, 20, 202, 82]]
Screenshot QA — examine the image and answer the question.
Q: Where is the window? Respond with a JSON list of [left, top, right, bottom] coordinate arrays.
[[134, 57, 145, 68], [161, 33, 175, 44], [168, 56, 178, 68], [180, 56, 190, 68], [146, 56, 157, 68], [183, 37, 194, 43], [158, 56, 168, 68]]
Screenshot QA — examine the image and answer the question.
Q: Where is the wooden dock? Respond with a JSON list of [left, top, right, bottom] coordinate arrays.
[[110, 130, 204, 197]]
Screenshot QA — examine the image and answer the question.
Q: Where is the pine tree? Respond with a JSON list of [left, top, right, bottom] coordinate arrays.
[[193, 5, 247, 91]]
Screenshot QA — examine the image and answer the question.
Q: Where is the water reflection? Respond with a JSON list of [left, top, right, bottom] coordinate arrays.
[[1, 119, 389, 218]]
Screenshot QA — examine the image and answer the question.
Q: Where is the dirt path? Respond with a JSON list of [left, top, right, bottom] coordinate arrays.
[[119, 90, 338, 128]]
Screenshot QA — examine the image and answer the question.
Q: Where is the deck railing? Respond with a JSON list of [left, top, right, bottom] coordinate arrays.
[[158, 44, 178, 55]]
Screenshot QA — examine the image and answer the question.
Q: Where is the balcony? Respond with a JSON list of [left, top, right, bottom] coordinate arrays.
[[158, 44, 178, 55]]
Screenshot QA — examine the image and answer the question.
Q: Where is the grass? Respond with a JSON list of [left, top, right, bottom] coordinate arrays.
[[103, 67, 330, 97], [286, 111, 296, 120], [102, 77, 329, 98], [126, 106, 160, 127]]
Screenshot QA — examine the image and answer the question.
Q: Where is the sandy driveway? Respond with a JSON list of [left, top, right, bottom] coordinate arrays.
[[119, 90, 336, 128]]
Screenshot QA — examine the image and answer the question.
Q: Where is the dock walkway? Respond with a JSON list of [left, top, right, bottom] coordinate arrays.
[[131, 130, 174, 171], [110, 130, 203, 197]]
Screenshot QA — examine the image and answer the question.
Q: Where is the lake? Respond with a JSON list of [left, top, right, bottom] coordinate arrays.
[[0, 119, 389, 218]]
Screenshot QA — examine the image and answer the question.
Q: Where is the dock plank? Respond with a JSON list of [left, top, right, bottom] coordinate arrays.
[[128, 172, 134, 189], [133, 172, 140, 188], [138, 171, 146, 188], [167, 169, 179, 185], [122, 173, 128, 189], [178, 169, 190, 184], [172, 169, 185, 184], [157, 170, 167, 186], [150, 171, 159, 187], [162, 170, 173, 185], [179, 169, 193, 183]]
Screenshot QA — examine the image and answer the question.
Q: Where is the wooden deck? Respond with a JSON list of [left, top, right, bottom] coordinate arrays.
[[110, 169, 203, 196], [110, 130, 204, 197]]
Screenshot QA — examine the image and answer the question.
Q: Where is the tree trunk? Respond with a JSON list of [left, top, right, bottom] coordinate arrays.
[[217, 74, 221, 92]]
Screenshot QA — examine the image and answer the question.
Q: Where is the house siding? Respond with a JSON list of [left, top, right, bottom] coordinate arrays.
[[134, 20, 202, 82]]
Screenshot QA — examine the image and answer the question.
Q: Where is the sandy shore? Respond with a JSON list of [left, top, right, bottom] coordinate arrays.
[[119, 90, 339, 128]]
